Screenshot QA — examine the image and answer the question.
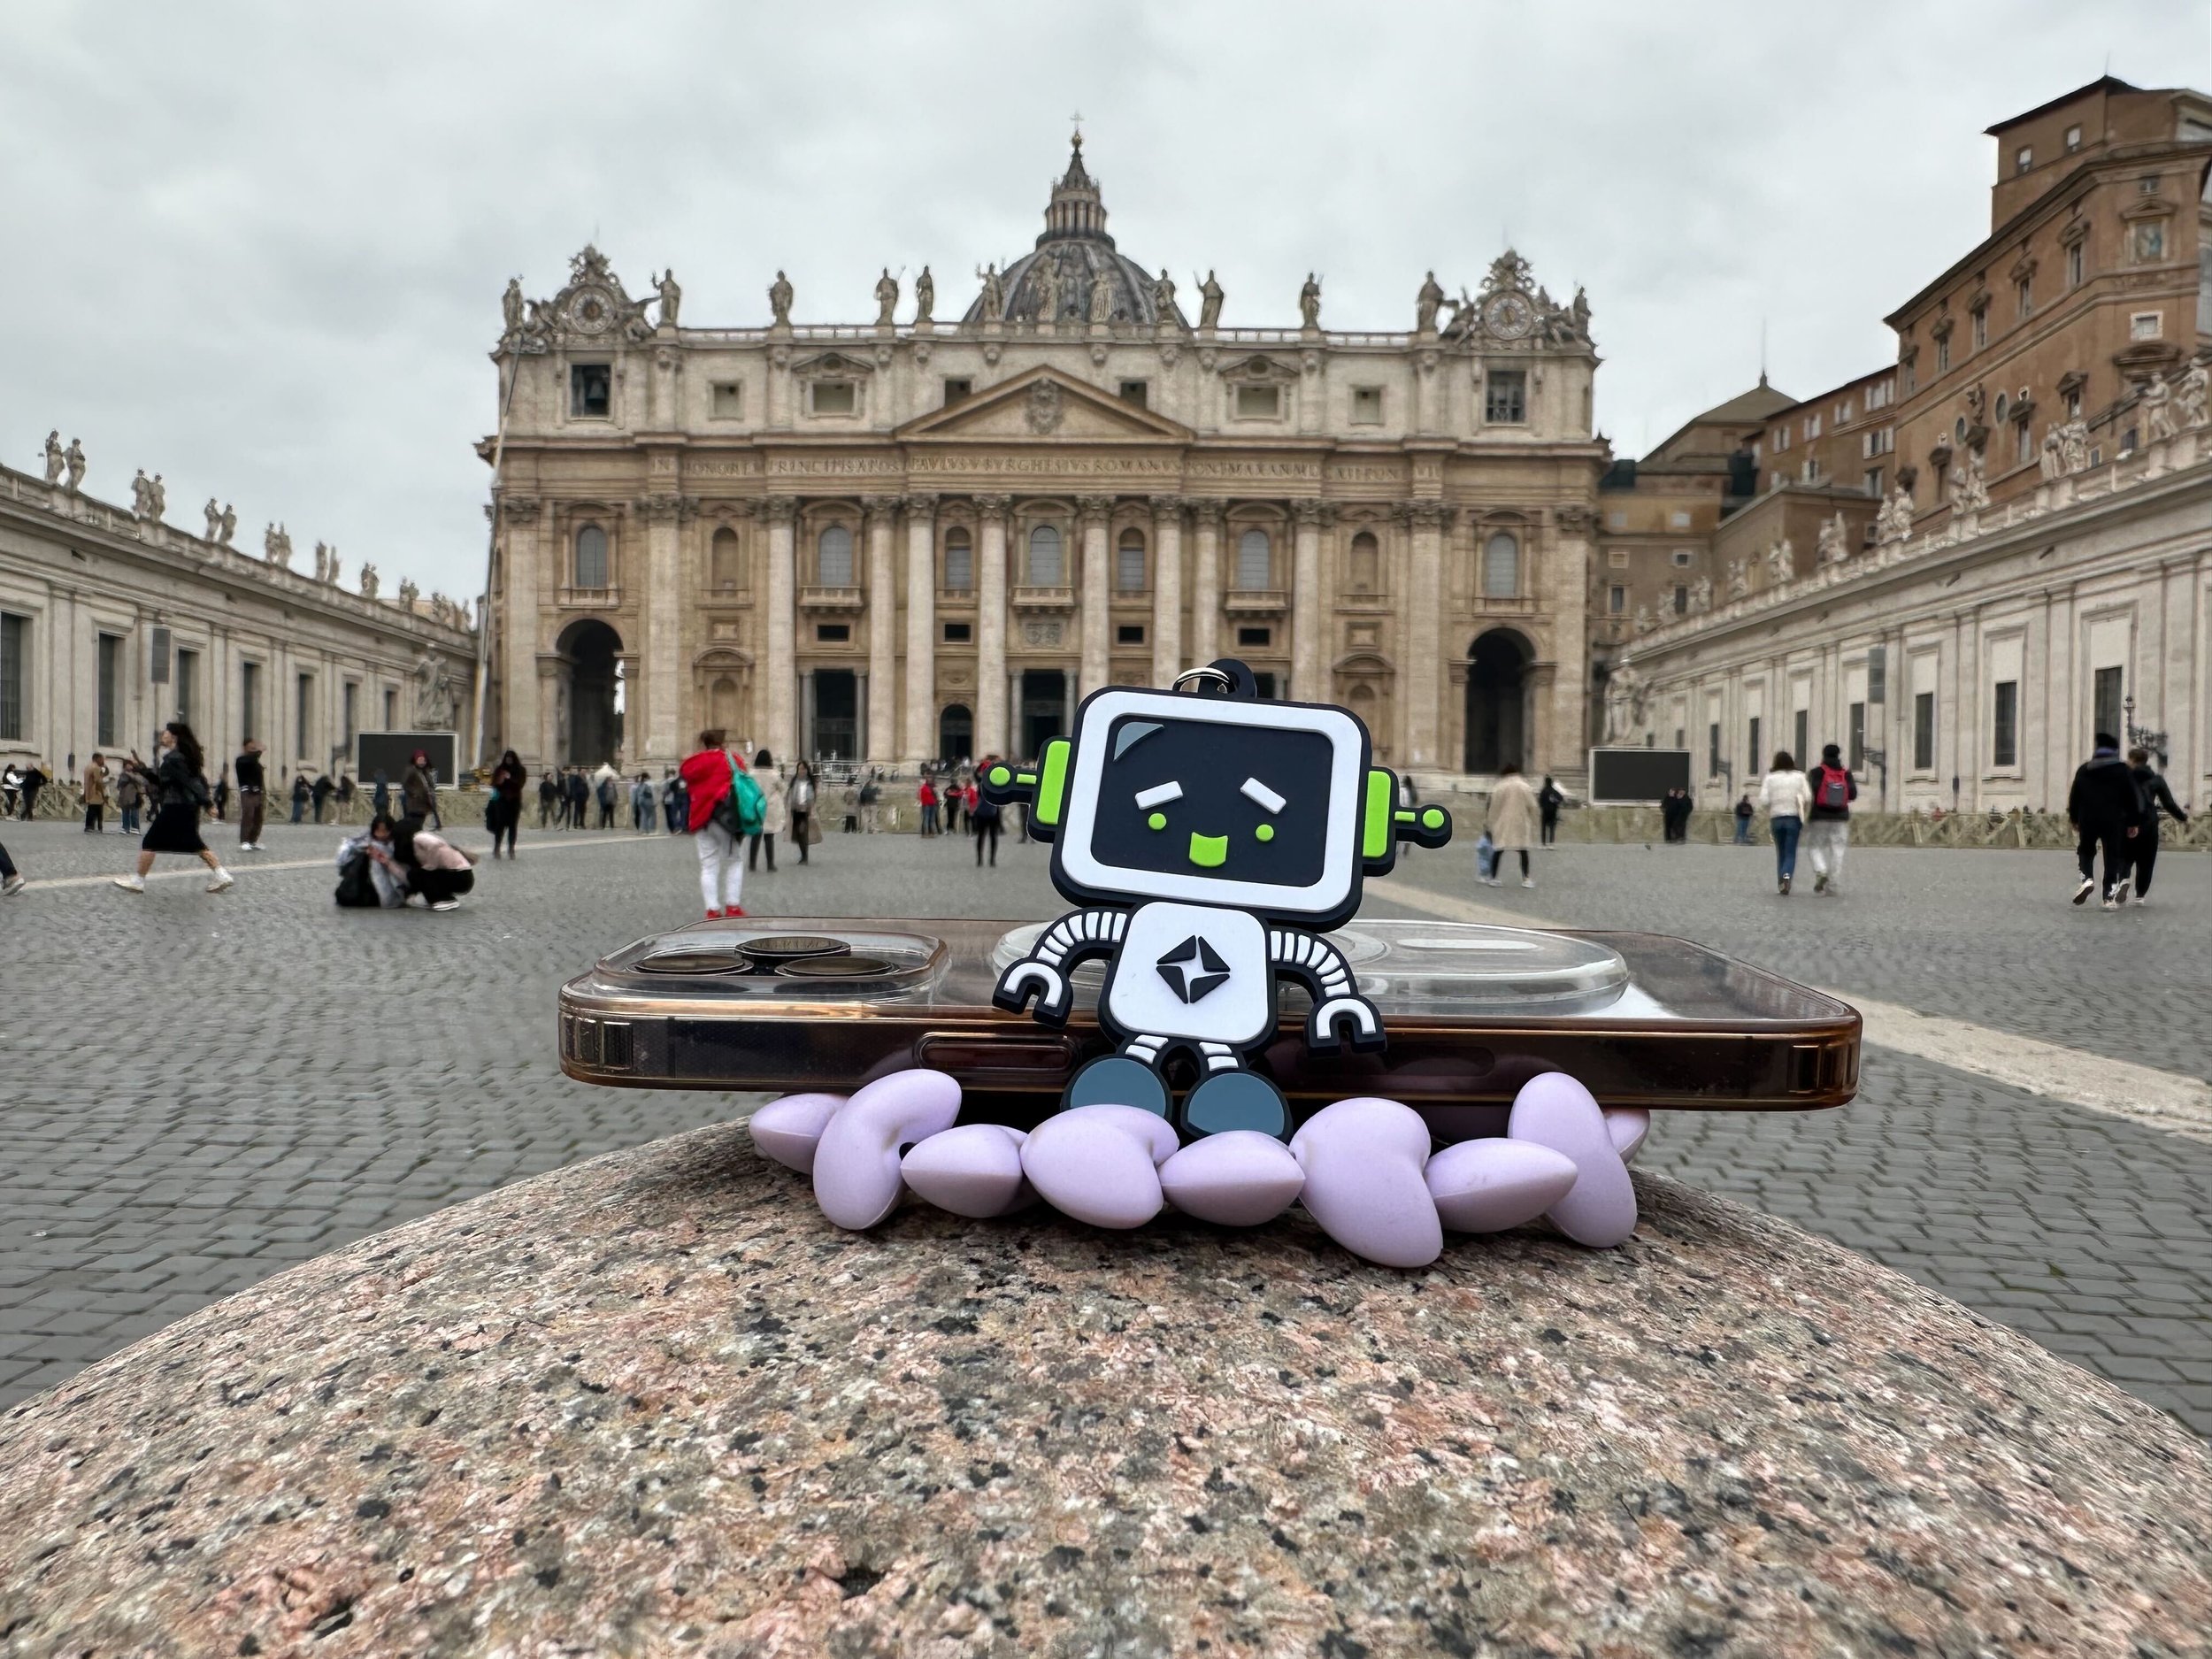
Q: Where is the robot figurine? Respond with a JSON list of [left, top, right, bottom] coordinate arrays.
[[981, 659, 1451, 1141]]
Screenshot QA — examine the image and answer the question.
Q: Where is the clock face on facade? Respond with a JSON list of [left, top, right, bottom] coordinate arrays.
[[566, 288, 614, 334], [1482, 292, 1534, 340]]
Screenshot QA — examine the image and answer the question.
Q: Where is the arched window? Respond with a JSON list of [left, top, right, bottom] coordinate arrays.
[[817, 524, 855, 587], [1236, 527, 1271, 590], [1027, 524, 1064, 586], [710, 526, 741, 590], [942, 527, 973, 592], [1116, 528, 1147, 592], [1348, 530, 1379, 592], [1481, 531, 1520, 598], [573, 524, 609, 589]]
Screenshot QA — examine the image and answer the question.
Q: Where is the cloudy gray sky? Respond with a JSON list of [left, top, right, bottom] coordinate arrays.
[[5, 2, 2207, 598]]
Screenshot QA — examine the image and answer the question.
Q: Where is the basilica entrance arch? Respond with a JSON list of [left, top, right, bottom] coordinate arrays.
[[1463, 628, 1532, 774], [558, 618, 623, 765]]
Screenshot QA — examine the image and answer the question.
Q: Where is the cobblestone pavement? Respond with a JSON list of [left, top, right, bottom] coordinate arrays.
[[3, 815, 2210, 1438]]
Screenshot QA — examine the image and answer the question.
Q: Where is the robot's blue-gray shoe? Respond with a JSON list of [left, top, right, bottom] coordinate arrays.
[[1063, 1055, 1171, 1120], [1179, 1071, 1290, 1141]]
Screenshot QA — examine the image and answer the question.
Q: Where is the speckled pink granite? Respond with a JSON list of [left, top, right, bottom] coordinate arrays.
[[3, 1118, 2208, 1658]]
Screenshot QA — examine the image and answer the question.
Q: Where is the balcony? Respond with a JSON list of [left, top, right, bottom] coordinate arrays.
[[557, 585, 621, 609], [1011, 585, 1075, 611], [1224, 588, 1288, 616], [799, 585, 864, 612], [1471, 594, 1536, 615], [938, 587, 977, 607]]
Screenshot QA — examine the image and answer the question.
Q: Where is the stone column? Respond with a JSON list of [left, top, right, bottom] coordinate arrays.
[[1149, 495, 1184, 687], [1402, 503, 1446, 768], [976, 495, 1011, 756], [903, 494, 938, 762], [498, 495, 543, 767], [864, 495, 899, 764], [764, 496, 798, 763], [1548, 506, 1593, 783], [1189, 502, 1223, 665], [640, 493, 687, 766], [1291, 501, 1325, 702], [1078, 496, 1112, 698]]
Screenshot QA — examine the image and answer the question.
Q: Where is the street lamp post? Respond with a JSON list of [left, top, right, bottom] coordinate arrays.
[[2122, 694, 2169, 770]]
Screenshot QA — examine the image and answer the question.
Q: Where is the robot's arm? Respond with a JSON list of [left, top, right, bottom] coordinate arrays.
[[1270, 928, 1386, 1055], [993, 908, 1127, 1027]]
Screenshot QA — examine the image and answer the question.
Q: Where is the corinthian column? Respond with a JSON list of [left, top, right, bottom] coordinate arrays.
[[1077, 496, 1112, 698], [1403, 503, 1448, 767], [498, 495, 543, 766], [764, 496, 797, 760], [1189, 501, 1223, 665], [864, 495, 899, 764], [1291, 500, 1325, 701], [902, 493, 938, 761], [1149, 495, 1184, 686], [976, 495, 1010, 756], [640, 492, 688, 765]]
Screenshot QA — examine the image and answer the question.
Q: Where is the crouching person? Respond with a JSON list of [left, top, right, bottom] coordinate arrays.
[[335, 815, 411, 909]]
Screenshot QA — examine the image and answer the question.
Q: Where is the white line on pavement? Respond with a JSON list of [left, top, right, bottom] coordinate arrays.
[[1379, 879, 2212, 1147], [18, 832, 666, 892]]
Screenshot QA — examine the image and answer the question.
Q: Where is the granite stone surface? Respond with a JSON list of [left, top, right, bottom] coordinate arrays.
[[4, 1121, 2210, 1659]]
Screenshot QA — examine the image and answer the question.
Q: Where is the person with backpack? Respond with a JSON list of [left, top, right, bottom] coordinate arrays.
[[2124, 748, 2188, 905], [112, 722, 233, 895], [680, 729, 763, 918], [1755, 749, 1812, 896], [1803, 743, 1857, 895], [2067, 732, 2145, 910], [1732, 793, 1755, 845]]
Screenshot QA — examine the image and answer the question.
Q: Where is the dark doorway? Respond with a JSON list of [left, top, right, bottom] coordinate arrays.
[[1463, 629, 1530, 773], [1020, 670, 1067, 760], [561, 618, 623, 765], [811, 669, 856, 761], [939, 703, 973, 764]]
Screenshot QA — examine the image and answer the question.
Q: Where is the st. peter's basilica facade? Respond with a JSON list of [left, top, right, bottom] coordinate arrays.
[[480, 138, 1604, 780]]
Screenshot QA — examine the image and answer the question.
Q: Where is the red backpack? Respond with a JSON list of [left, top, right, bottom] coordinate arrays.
[[1813, 766, 1852, 811]]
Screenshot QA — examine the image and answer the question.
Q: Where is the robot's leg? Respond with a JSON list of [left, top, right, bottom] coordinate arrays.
[[1178, 1043, 1290, 1142], [1063, 1034, 1171, 1121]]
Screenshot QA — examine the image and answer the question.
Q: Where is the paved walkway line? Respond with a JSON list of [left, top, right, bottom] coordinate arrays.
[[1379, 879, 2212, 1147], [19, 832, 664, 892]]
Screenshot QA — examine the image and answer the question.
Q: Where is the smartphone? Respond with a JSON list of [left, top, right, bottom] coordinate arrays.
[[559, 916, 1859, 1127]]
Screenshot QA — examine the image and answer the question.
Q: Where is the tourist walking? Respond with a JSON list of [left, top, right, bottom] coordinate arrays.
[[1803, 743, 1857, 894], [2124, 748, 2188, 905], [115, 757, 143, 835], [680, 730, 763, 919], [858, 770, 881, 833], [487, 749, 526, 858], [748, 749, 787, 871], [81, 753, 110, 833], [1538, 775, 1563, 846], [1484, 763, 1540, 888], [1732, 793, 1755, 844], [918, 775, 940, 836], [0, 833, 25, 897], [14, 758, 45, 821], [0, 763, 19, 819], [972, 759, 1003, 866], [788, 760, 817, 864], [2068, 733, 2143, 910], [664, 771, 687, 833], [235, 740, 266, 850], [402, 749, 442, 827], [537, 769, 558, 828], [386, 814, 480, 910], [630, 771, 657, 832], [311, 771, 336, 825], [112, 722, 232, 895], [290, 772, 311, 823], [1756, 750, 1811, 895]]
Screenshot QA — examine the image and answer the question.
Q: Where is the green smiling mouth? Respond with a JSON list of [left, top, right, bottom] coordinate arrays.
[[1187, 832, 1228, 868]]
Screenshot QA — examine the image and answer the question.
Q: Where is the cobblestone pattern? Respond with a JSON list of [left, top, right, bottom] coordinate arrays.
[[3, 818, 2210, 1437]]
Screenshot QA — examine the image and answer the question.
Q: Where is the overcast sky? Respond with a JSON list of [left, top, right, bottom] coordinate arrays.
[[5, 2, 2207, 598]]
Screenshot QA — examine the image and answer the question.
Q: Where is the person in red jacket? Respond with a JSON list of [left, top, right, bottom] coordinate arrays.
[[679, 729, 750, 918]]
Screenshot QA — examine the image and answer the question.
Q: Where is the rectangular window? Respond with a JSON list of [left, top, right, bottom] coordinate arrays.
[[1848, 702, 1866, 772], [1993, 680, 2018, 767], [0, 611, 26, 741], [175, 648, 199, 726], [1674, 585, 1687, 615], [710, 381, 743, 419], [343, 680, 359, 751], [942, 379, 972, 405], [1117, 541, 1146, 592], [381, 687, 396, 728], [1913, 691, 1935, 771], [1972, 309, 1987, 349], [2016, 419, 2033, 465], [2015, 144, 2032, 175], [1772, 426, 1790, 452], [2067, 242, 2085, 288], [2130, 311, 2162, 341], [1936, 335, 1951, 373], [815, 623, 850, 643], [1868, 379, 1893, 411], [1669, 510, 1692, 528], [1607, 548, 1630, 568], [241, 662, 261, 743], [1707, 722, 1721, 778], [810, 380, 856, 415], [1747, 716, 1762, 771], [1117, 624, 1146, 645], [1793, 709, 1809, 765], [569, 363, 611, 418], [1672, 549, 1694, 566], [2093, 665, 2124, 745], [2132, 222, 2165, 263], [1484, 370, 1526, 424], [296, 672, 314, 757], [1235, 384, 1281, 419], [1804, 413, 1822, 439], [1835, 398, 1853, 422], [96, 633, 120, 747], [2016, 275, 2032, 317], [1236, 626, 1272, 648], [1608, 584, 1626, 615], [1864, 466, 1884, 497], [941, 621, 972, 643], [942, 540, 973, 592], [1350, 385, 1384, 425], [1118, 380, 1149, 409], [2064, 123, 2082, 152], [1902, 361, 1916, 396]]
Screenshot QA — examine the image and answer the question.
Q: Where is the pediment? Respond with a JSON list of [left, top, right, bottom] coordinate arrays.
[[895, 366, 1193, 443]]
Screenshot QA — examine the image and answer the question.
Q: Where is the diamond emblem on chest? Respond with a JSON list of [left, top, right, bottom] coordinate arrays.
[[1156, 934, 1233, 1004]]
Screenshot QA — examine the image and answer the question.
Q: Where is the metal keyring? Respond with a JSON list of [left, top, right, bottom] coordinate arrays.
[[1172, 666, 1234, 695]]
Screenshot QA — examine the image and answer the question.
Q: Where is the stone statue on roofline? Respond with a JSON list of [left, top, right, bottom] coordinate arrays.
[[768, 270, 794, 326], [41, 431, 63, 483], [1196, 270, 1224, 330], [914, 266, 934, 326], [1416, 272, 1444, 334], [2176, 359, 2208, 429], [1299, 273, 1322, 330], [655, 268, 682, 327], [874, 268, 898, 327]]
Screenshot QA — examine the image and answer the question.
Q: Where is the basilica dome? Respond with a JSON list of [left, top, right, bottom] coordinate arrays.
[[964, 135, 1189, 329]]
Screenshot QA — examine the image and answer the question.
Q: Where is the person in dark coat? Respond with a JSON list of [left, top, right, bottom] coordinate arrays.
[[2067, 733, 2145, 910], [1538, 776, 1564, 845], [401, 750, 442, 828], [112, 722, 232, 894], [2124, 747, 2188, 905], [1660, 786, 1693, 843]]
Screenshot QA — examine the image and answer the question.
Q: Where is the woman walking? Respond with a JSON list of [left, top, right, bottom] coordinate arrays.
[[787, 760, 817, 864], [112, 722, 232, 895], [1482, 763, 1540, 888], [487, 749, 526, 858], [748, 749, 787, 872], [1756, 749, 1811, 896], [680, 730, 758, 919]]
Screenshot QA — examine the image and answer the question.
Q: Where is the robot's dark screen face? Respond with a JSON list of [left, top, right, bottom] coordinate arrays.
[[1092, 714, 1334, 887]]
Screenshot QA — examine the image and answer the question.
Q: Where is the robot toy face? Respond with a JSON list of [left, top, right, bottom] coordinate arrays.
[[1056, 687, 1366, 919]]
